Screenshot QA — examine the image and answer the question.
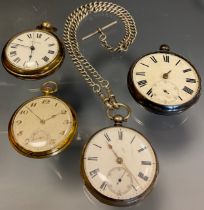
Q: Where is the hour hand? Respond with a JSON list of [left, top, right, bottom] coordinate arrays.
[[11, 43, 31, 48], [44, 112, 61, 122]]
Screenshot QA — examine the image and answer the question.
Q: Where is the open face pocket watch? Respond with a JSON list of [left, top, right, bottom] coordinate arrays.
[[8, 81, 77, 158], [2, 22, 64, 80], [128, 44, 201, 115], [81, 124, 158, 206]]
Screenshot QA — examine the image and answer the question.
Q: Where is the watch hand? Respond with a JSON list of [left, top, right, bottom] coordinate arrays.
[[29, 34, 35, 61], [107, 143, 123, 164], [163, 89, 170, 94], [117, 168, 126, 185], [163, 70, 172, 79], [12, 43, 31, 48], [44, 112, 61, 122], [26, 106, 45, 124], [28, 46, 35, 61]]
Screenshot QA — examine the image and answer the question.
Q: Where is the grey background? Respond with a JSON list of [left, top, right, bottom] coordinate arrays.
[[0, 0, 204, 209]]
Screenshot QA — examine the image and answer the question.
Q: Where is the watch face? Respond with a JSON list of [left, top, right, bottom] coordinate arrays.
[[4, 30, 60, 71], [9, 96, 77, 158], [82, 127, 158, 206], [130, 51, 201, 113]]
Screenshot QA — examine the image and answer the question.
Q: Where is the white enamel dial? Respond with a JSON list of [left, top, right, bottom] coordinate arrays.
[[10, 96, 75, 154], [82, 127, 158, 203], [132, 52, 200, 106], [5, 30, 59, 70]]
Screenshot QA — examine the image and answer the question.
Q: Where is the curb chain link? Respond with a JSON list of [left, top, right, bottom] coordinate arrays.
[[63, 1, 136, 120]]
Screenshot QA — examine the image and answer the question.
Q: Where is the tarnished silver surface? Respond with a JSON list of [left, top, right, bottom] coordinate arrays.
[[0, 0, 204, 209]]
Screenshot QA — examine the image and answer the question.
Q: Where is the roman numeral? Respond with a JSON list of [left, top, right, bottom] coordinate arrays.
[[104, 133, 111, 142], [183, 68, 192, 73], [118, 129, 123, 140], [178, 96, 183, 101], [186, 78, 196, 83], [100, 181, 108, 190], [11, 44, 17, 48], [87, 157, 98, 161], [163, 55, 169, 62], [138, 80, 147, 87], [48, 43, 55, 47], [93, 144, 102, 149], [150, 56, 157, 63], [10, 51, 17, 57], [131, 184, 137, 191], [138, 146, 147, 152], [136, 72, 145, 76], [175, 60, 181, 65], [146, 88, 153, 97], [130, 135, 135, 144], [35, 61, 39, 67], [89, 168, 99, 178], [27, 33, 32, 39], [48, 50, 55, 54], [17, 38, 23, 41], [138, 172, 148, 181], [141, 161, 152, 165], [13, 57, 21, 63], [183, 86, 194, 95], [140, 63, 149, 67], [42, 56, 49, 62], [36, 33, 42, 38]]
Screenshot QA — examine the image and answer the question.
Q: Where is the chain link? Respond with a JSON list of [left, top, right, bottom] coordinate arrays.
[[63, 1, 137, 119]]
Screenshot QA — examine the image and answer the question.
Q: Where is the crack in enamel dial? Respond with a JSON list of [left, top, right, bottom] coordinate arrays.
[[81, 126, 158, 206], [128, 48, 201, 114], [9, 96, 77, 158]]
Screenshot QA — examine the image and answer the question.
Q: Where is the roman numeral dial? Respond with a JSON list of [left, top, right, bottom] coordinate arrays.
[[82, 127, 158, 203], [130, 47, 201, 113], [4, 29, 60, 75]]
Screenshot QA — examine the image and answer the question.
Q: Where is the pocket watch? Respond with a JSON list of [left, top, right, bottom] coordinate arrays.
[[2, 22, 64, 80], [64, 1, 158, 206], [128, 44, 201, 115], [8, 81, 77, 158], [81, 124, 158, 206]]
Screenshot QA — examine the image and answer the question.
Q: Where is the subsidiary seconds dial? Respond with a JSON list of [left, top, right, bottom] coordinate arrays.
[[128, 44, 201, 115]]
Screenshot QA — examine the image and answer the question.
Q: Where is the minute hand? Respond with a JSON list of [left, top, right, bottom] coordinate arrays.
[[26, 107, 44, 123]]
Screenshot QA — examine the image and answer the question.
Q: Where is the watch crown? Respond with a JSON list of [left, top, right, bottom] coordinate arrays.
[[37, 21, 57, 32], [159, 44, 170, 51]]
